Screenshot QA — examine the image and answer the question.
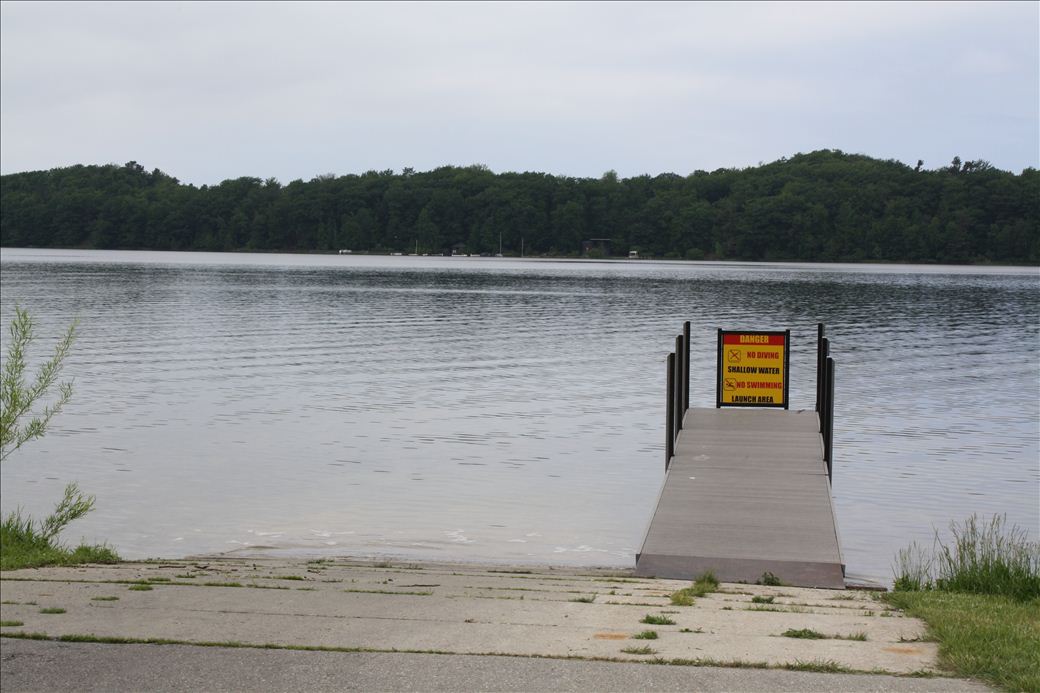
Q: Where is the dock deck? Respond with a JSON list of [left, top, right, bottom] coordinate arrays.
[[635, 407, 845, 589]]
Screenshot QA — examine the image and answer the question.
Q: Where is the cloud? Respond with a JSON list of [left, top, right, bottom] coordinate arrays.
[[2, 1, 1036, 183]]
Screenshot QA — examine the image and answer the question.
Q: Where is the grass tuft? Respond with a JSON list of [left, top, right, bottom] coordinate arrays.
[[894, 514, 1039, 601], [569, 596, 595, 603], [128, 584, 153, 591], [640, 614, 676, 625], [751, 595, 774, 604], [632, 630, 659, 640], [39, 607, 65, 614], [90, 596, 119, 602], [1, 511, 118, 571], [781, 628, 825, 639], [784, 659, 854, 673], [669, 589, 695, 606], [669, 570, 720, 606], [694, 570, 719, 591], [1, 620, 25, 627], [621, 645, 656, 655], [757, 572, 783, 586]]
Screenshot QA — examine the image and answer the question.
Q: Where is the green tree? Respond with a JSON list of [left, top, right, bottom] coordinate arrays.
[[1, 152, 1036, 264]]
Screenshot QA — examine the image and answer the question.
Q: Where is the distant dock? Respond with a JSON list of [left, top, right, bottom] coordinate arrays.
[[636, 324, 844, 589]]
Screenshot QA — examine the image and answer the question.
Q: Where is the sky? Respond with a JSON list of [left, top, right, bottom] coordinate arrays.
[[1, 1, 1037, 185]]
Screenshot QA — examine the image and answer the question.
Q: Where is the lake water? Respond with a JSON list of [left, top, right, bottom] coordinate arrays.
[[1, 248, 1037, 583]]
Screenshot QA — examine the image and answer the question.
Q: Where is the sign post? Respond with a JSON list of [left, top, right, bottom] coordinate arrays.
[[716, 330, 790, 408]]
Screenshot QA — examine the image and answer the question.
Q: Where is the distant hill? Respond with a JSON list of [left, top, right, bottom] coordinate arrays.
[[2, 150, 1037, 264]]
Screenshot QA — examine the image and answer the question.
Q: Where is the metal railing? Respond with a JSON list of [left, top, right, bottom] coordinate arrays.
[[664, 321, 691, 470], [816, 323, 836, 484], [666, 321, 836, 484]]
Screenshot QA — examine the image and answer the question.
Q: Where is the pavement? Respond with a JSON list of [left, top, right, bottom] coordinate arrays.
[[0, 557, 989, 692]]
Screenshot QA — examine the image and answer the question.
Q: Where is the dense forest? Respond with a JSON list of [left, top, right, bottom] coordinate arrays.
[[1, 150, 1037, 264]]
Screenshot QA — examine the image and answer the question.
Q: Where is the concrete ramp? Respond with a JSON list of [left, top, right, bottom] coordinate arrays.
[[636, 408, 845, 589]]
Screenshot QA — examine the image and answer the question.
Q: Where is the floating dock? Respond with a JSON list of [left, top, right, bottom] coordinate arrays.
[[635, 324, 845, 589]]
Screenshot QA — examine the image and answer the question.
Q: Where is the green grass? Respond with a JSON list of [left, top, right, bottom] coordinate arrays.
[[38, 607, 65, 614], [640, 614, 676, 625], [747, 605, 806, 613], [1, 620, 24, 627], [632, 630, 659, 640], [894, 514, 1039, 601], [691, 570, 719, 595], [668, 590, 695, 606], [757, 572, 783, 586], [273, 575, 306, 581], [751, 595, 774, 604], [783, 659, 858, 674], [781, 628, 826, 639], [90, 596, 119, 602], [679, 627, 703, 633], [670, 570, 720, 606], [128, 584, 152, 591], [1, 513, 119, 571], [621, 645, 657, 655], [569, 596, 595, 603], [888, 514, 1040, 692], [780, 629, 866, 641], [886, 590, 1039, 692]]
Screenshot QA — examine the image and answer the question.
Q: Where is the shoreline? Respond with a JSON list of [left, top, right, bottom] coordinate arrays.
[[0, 555, 983, 691], [3, 245, 1039, 270]]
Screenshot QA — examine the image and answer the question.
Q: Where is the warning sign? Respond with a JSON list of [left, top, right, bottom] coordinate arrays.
[[716, 330, 790, 408]]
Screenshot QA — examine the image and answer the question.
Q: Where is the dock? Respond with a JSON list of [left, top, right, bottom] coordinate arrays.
[[635, 324, 845, 589]]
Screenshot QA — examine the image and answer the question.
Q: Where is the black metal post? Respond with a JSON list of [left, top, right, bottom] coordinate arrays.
[[819, 336, 829, 422], [715, 328, 722, 408], [824, 357, 835, 483], [666, 352, 675, 469], [682, 321, 691, 412], [815, 323, 825, 412], [675, 335, 684, 434]]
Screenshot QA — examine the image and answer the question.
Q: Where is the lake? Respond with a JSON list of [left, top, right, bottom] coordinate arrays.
[[1, 248, 1037, 583]]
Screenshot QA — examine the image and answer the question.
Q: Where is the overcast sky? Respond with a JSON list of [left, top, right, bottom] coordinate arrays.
[[1, 1, 1037, 185]]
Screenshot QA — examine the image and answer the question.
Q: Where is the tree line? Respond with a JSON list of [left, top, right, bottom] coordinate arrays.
[[1, 150, 1036, 264]]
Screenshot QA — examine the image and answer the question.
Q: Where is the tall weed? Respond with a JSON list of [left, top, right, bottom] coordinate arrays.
[[893, 514, 1039, 600]]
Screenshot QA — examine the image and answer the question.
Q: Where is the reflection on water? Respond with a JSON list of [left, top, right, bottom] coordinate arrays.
[[1, 249, 1037, 581]]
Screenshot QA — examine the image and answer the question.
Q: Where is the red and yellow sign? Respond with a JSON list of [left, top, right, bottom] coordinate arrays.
[[717, 330, 789, 408]]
